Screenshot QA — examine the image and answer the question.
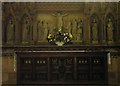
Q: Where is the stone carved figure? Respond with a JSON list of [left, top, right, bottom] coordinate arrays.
[[43, 22, 49, 41], [52, 12, 68, 32], [37, 20, 43, 42], [76, 19, 83, 42], [107, 18, 113, 43], [67, 21, 72, 34], [22, 17, 30, 44], [7, 19, 15, 44], [91, 18, 98, 43], [37, 20, 49, 42], [72, 19, 77, 41]]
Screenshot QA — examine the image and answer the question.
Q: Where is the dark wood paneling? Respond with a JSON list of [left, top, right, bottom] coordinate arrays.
[[17, 51, 108, 85]]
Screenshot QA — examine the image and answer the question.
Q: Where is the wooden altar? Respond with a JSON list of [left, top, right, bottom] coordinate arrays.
[[16, 50, 108, 85]]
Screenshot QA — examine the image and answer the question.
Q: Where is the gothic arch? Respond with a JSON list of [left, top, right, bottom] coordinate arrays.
[[105, 13, 115, 43], [21, 13, 32, 44], [5, 7, 16, 26], [5, 13, 16, 44]]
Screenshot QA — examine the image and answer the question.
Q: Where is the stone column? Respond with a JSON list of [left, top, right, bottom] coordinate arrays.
[[2, 51, 16, 85], [108, 55, 119, 85]]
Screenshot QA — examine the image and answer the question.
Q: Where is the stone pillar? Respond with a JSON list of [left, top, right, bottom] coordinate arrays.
[[108, 55, 119, 85], [118, 56, 120, 86], [2, 51, 16, 85]]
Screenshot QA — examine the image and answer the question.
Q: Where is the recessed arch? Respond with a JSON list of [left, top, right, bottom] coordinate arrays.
[[105, 12, 115, 43], [90, 13, 100, 44]]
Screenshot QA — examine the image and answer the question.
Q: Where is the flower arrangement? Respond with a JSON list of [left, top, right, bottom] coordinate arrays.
[[47, 32, 72, 46]]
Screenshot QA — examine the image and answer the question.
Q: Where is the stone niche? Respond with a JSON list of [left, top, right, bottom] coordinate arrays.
[[2, 2, 119, 45]]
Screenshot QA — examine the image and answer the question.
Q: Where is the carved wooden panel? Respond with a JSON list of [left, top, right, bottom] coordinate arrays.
[[17, 51, 108, 85]]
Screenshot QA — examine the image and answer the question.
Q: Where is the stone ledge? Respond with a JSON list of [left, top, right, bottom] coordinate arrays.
[[1, 84, 119, 86]]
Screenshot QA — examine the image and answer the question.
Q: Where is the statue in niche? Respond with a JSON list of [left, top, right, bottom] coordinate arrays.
[[91, 18, 98, 43], [67, 21, 72, 34], [107, 18, 113, 43], [52, 12, 68, 32], [22, 17, 30, 44], [43, 22, 49, 41], [76, 19, 83, 42], [72, 19, 77, 41], [7, 19, 15, 44], [37, 20, 44, 42]]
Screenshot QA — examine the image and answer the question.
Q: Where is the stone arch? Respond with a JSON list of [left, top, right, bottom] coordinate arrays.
[[21, 13, 31, 44], [21, 7, 33, 43], [5, 13, 16, 44], [105, 13, 115, 43]]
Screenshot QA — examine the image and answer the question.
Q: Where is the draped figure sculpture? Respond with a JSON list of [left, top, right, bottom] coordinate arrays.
[[43, 22, 49, 41], [76, 19, 83, 42], [22, 17, 30, 44], [107, 18, 114, 43], [67, 21, 72, 34], [37, 20, 49, 42], [52, 12, 68, 32], [7, 19, 15, 44], [37, 20, 43, 42], [91, 19, 98, 43], [72, 19, 77, 41]]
